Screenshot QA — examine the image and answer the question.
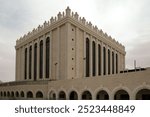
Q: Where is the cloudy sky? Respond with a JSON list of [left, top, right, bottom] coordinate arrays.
[[0, 0, 150, 82]]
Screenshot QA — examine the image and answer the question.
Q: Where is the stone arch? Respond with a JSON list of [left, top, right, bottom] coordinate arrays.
[[15, 91, 19, 97], [49, 90, 57, 100], [27, 91, 33, 98], [58, 90, 66, 100], [20, 91, 24, 98], [7, 91, 10, 97], [94, 87, 111, 100], [96, 90, 109, 100], [81, 90, 92, 100], [112, 86, 131, 100], [133, 84, 150, 100], [11, 91, 14, 97], [36, 91, 43, 98], [69, 91, 78, 100]]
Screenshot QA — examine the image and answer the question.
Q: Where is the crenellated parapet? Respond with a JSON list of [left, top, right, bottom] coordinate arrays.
[[16, 7, 125, 49]]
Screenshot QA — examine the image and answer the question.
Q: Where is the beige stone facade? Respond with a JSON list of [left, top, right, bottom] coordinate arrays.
[[0, 7, 150, 100]]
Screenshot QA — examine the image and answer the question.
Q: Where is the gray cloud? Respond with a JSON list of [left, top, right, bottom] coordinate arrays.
[[0, 0, 150, 82]]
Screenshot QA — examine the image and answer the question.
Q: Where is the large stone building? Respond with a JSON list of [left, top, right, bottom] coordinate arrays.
[[0, 7, 150, 100]]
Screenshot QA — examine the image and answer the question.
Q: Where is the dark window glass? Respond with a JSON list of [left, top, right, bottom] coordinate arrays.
[[98, 44, 101, 75], [86, 38, 90, 77], [92, 41, 96, 76], [112, 52, 114, 74], [108, 49, 110, 75], [34, 43, 37, 80], [29, 46, 32, 79], [24, 48, 27, 80], [46, 37, 50, 78], [103, 47, 106, 75], [39, 40, 43, 78]]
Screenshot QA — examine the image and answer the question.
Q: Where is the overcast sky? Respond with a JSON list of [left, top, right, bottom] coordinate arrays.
[[0, 0, 150, 82]]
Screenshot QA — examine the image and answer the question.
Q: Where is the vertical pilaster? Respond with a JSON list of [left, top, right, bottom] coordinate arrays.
[[27, 45, 29, 80], [21, 46, 25, 81], [43, 37, 46, 79], [101, 42, 103, 76], [96, 41, 98, 76], [76, 27, 79, 78], [31, 42, 34, 80], [37, 39, 40, 80], [49, 31, 52, 79], [106, 45, 108, 75], [83, 32, 86, 77], [110, 48, 112, 75], [114, 51, 116, 74], [90, 36, 93, 77]]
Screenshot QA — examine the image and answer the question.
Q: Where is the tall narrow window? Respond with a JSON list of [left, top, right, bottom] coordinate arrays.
[[34, 43, 37, 81], [39, 40, 43, 79], [29, 46, 32, 79], [108, 49, 110, 75], [98, 44, 101, 75], [103, 47, 106, 75], [46, 37, 50, 78], [86, 38, 90, 77], [116, 53, 118, 74], [92, 41, 96, 76], [112, 52, 114, 74], [24, 48, 27, 80]]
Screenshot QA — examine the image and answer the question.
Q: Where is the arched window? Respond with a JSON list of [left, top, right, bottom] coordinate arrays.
[[59, 91, 66, 100], [24, 48, 27, 79], [39, 40, 43, 79], [85, 38, 90, 77], [29, 46, 32, 79], [36, 91, 43, 98], [136, 89, 150, 100], [108, 49, 110, 75], [20, 91, 24, 98], [46, 37, 50, 78], [16, 91, 19, 97], [96, 90, 109, 100], [7, 91, 10, 97], [34, 43, 37, 81], [114, 90, 130, 100], [27, 91, 33, 98], [103, 47, 106, 75], [112, 52, 114, 74], [116, 53, 118, 74], [98, 44, 101, 75], [82, 91, 92, 100], [69, 91, 78, 100], [11, 91, 14, 97], [92, 41, 96, 76], [49, 91, 56, 100], [4, 91, 6, 97]]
